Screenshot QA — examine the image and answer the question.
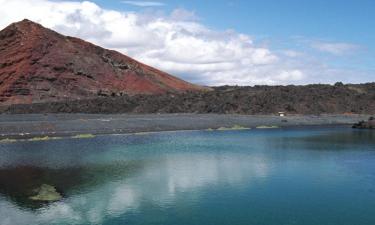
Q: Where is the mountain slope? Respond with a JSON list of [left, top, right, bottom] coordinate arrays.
[[0, 19, 204, 105]]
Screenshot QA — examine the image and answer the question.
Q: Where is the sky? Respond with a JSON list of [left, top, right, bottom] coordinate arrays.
[[0, 0, 374, 85]]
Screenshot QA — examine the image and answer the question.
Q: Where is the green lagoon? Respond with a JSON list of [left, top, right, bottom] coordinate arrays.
[[0, 127, 374, 225]]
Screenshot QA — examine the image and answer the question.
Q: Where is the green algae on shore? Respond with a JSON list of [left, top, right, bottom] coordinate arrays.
[[1, 136, 61, 143], [7, 134, 95, 142], [0, 138, 17, 143], [29, 136, 63, 141], [72, 134, 95, 139], [256, 125, 280, 129], [134, 132, 154, 136], [217, 125, 251, 131]]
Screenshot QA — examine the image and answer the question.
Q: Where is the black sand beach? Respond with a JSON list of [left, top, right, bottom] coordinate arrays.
[[0, 114, 370, 140]]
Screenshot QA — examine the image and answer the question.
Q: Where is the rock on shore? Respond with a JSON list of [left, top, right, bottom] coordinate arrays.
[[352, 117, 375, 129], [29, 184, 62, 202]]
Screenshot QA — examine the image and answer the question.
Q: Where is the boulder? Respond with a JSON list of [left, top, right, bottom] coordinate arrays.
[[29, 184, 62, 202], [352, 117, 375, 129]]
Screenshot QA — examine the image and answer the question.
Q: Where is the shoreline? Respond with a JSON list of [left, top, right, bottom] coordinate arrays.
[[0, 114, 371, 141]]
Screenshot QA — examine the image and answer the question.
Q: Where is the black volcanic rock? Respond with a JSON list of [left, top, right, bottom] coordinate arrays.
[[2, 83, 375, 114], [353, 117, 375, 129]]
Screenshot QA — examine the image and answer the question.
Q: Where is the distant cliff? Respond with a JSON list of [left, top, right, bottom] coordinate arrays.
[[3, 83, 375, 114]]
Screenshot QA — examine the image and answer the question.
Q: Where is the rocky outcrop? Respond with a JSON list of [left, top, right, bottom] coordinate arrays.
[[352, 117, 375, 129], [0, 19, 205, 105], [3, 83, 375, 114], [29, 184, 62, 202]]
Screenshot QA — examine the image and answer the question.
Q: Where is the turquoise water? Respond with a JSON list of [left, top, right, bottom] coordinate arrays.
[[0, 127, 374, 225]]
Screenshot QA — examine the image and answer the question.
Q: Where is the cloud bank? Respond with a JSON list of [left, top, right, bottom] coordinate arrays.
[[0, 0, 370, 85]]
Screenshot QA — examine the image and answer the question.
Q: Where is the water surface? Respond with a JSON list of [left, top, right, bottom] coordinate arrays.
[[0, 127, 374, 225]]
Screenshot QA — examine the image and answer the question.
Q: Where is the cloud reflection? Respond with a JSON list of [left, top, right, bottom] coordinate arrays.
[[0, 153, 270, 225]]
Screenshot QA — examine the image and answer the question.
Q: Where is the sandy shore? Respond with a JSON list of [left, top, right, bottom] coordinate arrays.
[[0, 114, 371, 140]]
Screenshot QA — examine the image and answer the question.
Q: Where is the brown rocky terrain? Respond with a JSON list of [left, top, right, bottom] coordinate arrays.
[[0, 19, 204, 105]]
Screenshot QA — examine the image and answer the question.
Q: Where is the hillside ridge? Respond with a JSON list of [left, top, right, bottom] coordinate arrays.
[[0, 19, 204, 105]]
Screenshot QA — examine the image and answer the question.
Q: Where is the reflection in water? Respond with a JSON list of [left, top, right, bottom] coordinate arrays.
[[0, 128, 375, 225], [0, 162, 141, 209], [0, 153, 269, 225], [271, 129, 375, 151]]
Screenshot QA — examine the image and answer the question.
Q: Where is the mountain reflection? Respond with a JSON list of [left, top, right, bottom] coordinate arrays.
[[267, 129, 375, 151], [0, 162, 142, 209], [0, 152, 269, 225]]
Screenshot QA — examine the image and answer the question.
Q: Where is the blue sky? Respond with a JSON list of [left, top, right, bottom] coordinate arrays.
[[0, 0, 374, 84], [93, 0, 374, 43], [96, 0, 375, 41], [92, 0, 375, 79]]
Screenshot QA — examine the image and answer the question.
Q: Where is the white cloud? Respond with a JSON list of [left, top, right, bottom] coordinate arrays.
[[170, 8, 198, 21], [0, 0, 370, 85], [122, 1, 165, 7], [277, 70, 304, 81], [311, 41, 360, 55], [281, 50, 303, 58]]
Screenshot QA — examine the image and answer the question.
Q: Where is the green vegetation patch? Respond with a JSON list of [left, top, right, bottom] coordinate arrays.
[[134, 132, 154, 135], [232, 125, 250, 130], [256, 125, 280, 129], [217, 125, 250, 131], [72, 134, 95, 139], [0, 138, 18, 143], [29, 136, 51, 141], [28, 136, 62, 141]]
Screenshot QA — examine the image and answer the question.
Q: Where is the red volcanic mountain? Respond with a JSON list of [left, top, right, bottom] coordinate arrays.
[[0, 19, 204, 105]]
